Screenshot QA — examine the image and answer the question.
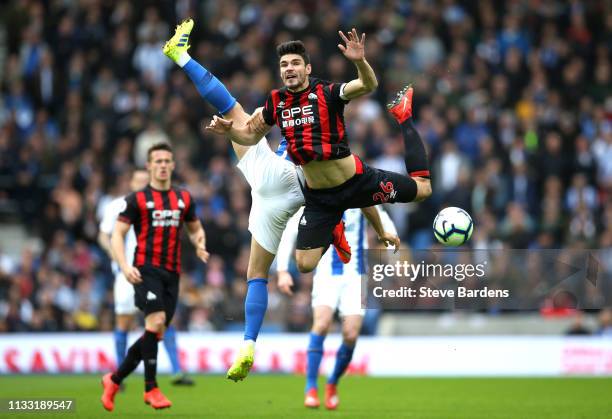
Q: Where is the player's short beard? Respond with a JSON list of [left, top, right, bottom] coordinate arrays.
[[286, 73, 305, 90]]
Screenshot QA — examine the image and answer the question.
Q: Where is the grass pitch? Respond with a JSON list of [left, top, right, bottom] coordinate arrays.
[[0, 374, 610, 418]]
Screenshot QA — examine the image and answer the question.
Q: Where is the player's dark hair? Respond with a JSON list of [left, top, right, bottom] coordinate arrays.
[[276, 40, 310, 65], [147, 142, 173, 161]]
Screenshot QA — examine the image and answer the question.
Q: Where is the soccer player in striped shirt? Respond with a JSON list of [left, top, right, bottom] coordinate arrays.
[[207, 29, 432, 275], [98, 169, 195, 387], [276, 206, 398, 410], [100, 143, 209, 411]]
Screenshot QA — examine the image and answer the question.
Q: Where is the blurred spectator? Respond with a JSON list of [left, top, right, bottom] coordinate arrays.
[[597, 308, 612, 336], [565, 311, 592, 336]]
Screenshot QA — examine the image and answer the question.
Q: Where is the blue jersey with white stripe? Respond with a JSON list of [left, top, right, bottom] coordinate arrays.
[[316, 208, 367, 277]]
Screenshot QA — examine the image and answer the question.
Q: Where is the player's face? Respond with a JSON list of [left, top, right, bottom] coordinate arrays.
[[130, 170, 150, 191], [279, 54, 311, 91], [147, 150, 175, 183]]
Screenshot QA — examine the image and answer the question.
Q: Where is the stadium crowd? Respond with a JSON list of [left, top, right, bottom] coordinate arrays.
[[0, 0, 610, 333]]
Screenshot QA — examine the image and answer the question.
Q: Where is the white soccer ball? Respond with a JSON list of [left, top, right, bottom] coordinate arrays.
[[432, 207, 474, 246]]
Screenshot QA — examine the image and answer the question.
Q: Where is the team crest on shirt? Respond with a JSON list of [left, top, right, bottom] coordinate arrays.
[[308, 93, 318, 101], [146, 201, 155, 209], [178, 199, 185, 209], [277, 101, 285, 109]]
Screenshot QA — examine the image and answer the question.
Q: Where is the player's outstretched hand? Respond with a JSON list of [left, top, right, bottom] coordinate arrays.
[[124, 266, 142, 284], [379, 232, 400, 253], [277, 271, 294, 296], [338, 28, 365, 62], [197, 246, 210, 263], [246, 108, 268, 135], [205, 115, 233, 135]]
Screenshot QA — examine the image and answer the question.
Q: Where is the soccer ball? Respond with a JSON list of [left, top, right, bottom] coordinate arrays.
[[432, 207, 473, 246]]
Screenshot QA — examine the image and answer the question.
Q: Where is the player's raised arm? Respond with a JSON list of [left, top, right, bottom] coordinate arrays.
[[337, 28, 378, 100], [360, 206, 400, 252]]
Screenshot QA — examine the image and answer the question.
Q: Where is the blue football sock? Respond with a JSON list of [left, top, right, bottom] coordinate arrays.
[[163, 325, 181, 375], [305, 333, 325, 392], [244, 279, 268, 341], [183, 58, 236, 114], [114, 329, 128, 366], [328, 343, 355, 385]]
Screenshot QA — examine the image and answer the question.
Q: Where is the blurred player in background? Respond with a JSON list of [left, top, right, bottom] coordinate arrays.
[[162, 19, 399, 382], [207, 30, 432, 274], [277, 206, 398, 410], [100, 143, 209, 411], [98, 168, 194, 387]]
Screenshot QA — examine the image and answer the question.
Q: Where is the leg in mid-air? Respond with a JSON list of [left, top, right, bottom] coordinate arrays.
[[294, 85, 431, 274], [163, 19, 250, 159], [387, 84, 432, 201], [164, 19, 303, 381], [295, 218, 351, 274]]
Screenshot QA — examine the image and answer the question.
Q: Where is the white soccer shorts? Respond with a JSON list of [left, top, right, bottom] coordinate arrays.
[[113, 272, 138, 315], [237, 139, 304, 254], [311, 272, 365, 317]]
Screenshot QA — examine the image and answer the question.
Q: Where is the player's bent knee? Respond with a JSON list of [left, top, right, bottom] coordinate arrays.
[[312, 317, 332, 334], [296, 254, 318, 273], [312, 322, 330, 335], [116, 315, 132, 331], [146, 312, 166, 333], [343, 329, 359, 345], [297, 259, 316, 273], [413, 178, 432, 202]]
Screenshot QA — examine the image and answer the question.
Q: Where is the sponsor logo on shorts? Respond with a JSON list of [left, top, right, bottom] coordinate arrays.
[[146, 291, 157, 301], [373, 181, 397, 203], [300, 216, 307, 226]]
